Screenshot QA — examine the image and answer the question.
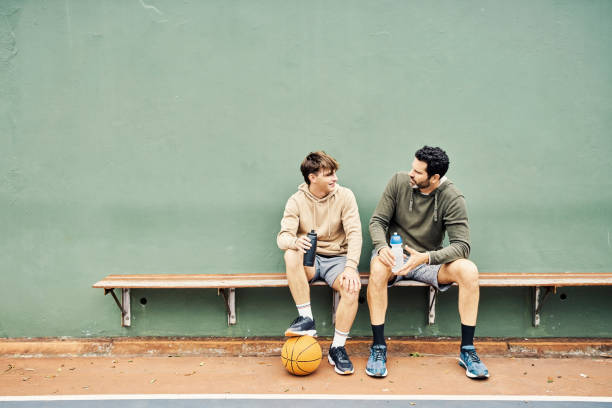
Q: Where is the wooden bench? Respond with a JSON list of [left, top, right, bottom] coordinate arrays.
[[93, 272, 612, 328]]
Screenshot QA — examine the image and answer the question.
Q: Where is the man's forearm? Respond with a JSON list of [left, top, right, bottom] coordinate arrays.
[[277, 233, 298, 251], [428, 241, 470, 265], [369, 216, 389, 253]]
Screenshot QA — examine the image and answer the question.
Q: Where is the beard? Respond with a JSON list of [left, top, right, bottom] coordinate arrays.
[[410, 177, 430, 189]]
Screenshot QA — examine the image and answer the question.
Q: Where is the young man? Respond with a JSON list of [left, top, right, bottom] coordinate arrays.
[[366, 146, 489, 379], [277, 151, 362, 375]]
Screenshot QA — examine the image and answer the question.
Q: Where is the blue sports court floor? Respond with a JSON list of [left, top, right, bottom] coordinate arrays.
[[1, 395, 611, 408]]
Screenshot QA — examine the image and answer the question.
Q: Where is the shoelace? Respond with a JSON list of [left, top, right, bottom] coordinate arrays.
[[371, 347, 385, 361], [465, 349, 481, 363], [333, 347, 350, 362]]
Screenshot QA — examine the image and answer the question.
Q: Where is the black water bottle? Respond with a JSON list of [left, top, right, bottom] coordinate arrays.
[[303, 230, 317, 267]]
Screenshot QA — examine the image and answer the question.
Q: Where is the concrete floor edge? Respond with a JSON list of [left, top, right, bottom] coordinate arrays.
[[1, 337, 611, 358]]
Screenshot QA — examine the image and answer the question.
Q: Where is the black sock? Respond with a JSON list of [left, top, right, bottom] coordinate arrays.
[[461, 324, 475, 347], [372, 324, 386, 346]]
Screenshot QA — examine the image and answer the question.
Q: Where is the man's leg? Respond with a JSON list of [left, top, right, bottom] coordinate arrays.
[[438, 258, 489, 379], [367, 255, 394, 326], [331, 277, 359, 334], [284, 249, 317, 336], [327, 275, 359, 375], [438, 258, 479, 327], [365, 255, 394, 377]]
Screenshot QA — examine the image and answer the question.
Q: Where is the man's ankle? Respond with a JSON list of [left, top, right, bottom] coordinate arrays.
[[372, 323, 386, 346]]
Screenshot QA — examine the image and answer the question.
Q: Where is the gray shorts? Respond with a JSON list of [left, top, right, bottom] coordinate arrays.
[[309, 254, 347, 287], [370, 249, 451, 292]]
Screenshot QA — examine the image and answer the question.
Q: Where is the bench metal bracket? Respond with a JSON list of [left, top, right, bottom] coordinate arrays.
[[218, 288, 237, 325], [533, 286, 555, 327], [104, 288, 131, 327], [428, 287, 437, 325]]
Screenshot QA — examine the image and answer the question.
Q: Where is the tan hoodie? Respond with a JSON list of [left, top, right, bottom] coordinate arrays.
[[277, 183, 362, 271]]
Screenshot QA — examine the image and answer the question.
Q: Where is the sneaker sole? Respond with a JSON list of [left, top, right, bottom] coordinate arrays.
[[327, 354, 354, 375], [284, 329, 317, 337], [458, 359, 489, 379], [365, 367, 388, 378]]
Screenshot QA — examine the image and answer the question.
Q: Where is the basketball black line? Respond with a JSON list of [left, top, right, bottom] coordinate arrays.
[[293, 356, 319, 375], [281, 343, 289, 367], [289, 338, 298, 374], [293, 361, 309, 375], [292, 337, 311, 375], [289, 337, 297, 362], [295, 358, 318, 374], [295, 337, 320, 374], [295, 338, 319, 361], [286, 356, 320, 363], [282, 343, 292, 370], [295, 359, 306, 374], [286, 354, 319, 376]]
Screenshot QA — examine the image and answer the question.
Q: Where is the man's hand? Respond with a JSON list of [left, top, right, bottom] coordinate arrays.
[[294, 236, 312, 253], [377, 247, 396, 268], [395, 245, 429, 276], [338, 268, 361, 294]]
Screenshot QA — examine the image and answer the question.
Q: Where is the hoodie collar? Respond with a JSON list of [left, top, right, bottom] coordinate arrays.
[[298, 182, 338, 202], [417, 176, 448, 196], [409, 177, 450, 222]]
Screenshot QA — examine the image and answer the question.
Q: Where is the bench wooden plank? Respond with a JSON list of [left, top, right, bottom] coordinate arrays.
[[93, 272, 612, 289], [478, 273, 612, 287]]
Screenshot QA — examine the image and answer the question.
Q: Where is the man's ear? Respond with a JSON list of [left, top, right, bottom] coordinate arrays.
[[308, 173, 317, 183], [430, 174, 440, 184]]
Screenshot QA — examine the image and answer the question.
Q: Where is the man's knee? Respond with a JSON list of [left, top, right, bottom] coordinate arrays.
[[452, 259, 479, 286], [284, 249, 303, 268], [369, 257, 392, 288], [337, 287, 359, 305]]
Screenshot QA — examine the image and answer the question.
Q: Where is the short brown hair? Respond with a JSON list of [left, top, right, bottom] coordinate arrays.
[[300, 151, 339, 185]]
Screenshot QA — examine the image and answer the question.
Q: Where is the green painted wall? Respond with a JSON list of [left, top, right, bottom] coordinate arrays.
[[1, 0, 611, 338]]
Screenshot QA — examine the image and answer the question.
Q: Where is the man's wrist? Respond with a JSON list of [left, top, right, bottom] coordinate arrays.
[[345, 265, 358, 274]]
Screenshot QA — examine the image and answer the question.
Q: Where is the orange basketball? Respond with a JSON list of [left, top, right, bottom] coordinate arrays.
[[281, 335, 322, 376]]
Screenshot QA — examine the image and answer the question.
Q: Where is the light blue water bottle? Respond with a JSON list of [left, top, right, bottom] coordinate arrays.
[[390, 232, 404, 273]]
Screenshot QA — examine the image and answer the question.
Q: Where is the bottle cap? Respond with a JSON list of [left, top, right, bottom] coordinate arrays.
[[390, 232, 402, 245]]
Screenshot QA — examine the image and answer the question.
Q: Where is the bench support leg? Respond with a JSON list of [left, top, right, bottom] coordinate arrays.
[[122, 289, 131, 327], [104, 289, 131, 327], [218, 288, 237, 325], [332, 290, 340, 325], [428, 287, 437, 325], [533, 286, 554, 327]]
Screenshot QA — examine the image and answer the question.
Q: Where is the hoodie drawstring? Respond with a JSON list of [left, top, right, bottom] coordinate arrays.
[[409, 188, 414, 212], [310, 192, 333, 238], [327, 199, 331, 238], [312, 200, 317, 233], [434, 190, 439, 222], [410, 187, 439, 222]]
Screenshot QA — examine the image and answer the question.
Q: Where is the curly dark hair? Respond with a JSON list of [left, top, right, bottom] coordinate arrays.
[[415, 146, 449, 178]]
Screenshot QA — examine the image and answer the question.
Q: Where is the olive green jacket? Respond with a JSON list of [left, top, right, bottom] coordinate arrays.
[[369, 172, 470, 265]]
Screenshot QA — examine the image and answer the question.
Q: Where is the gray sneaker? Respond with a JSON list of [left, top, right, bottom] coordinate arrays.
[[365, 344, 388, 377]]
